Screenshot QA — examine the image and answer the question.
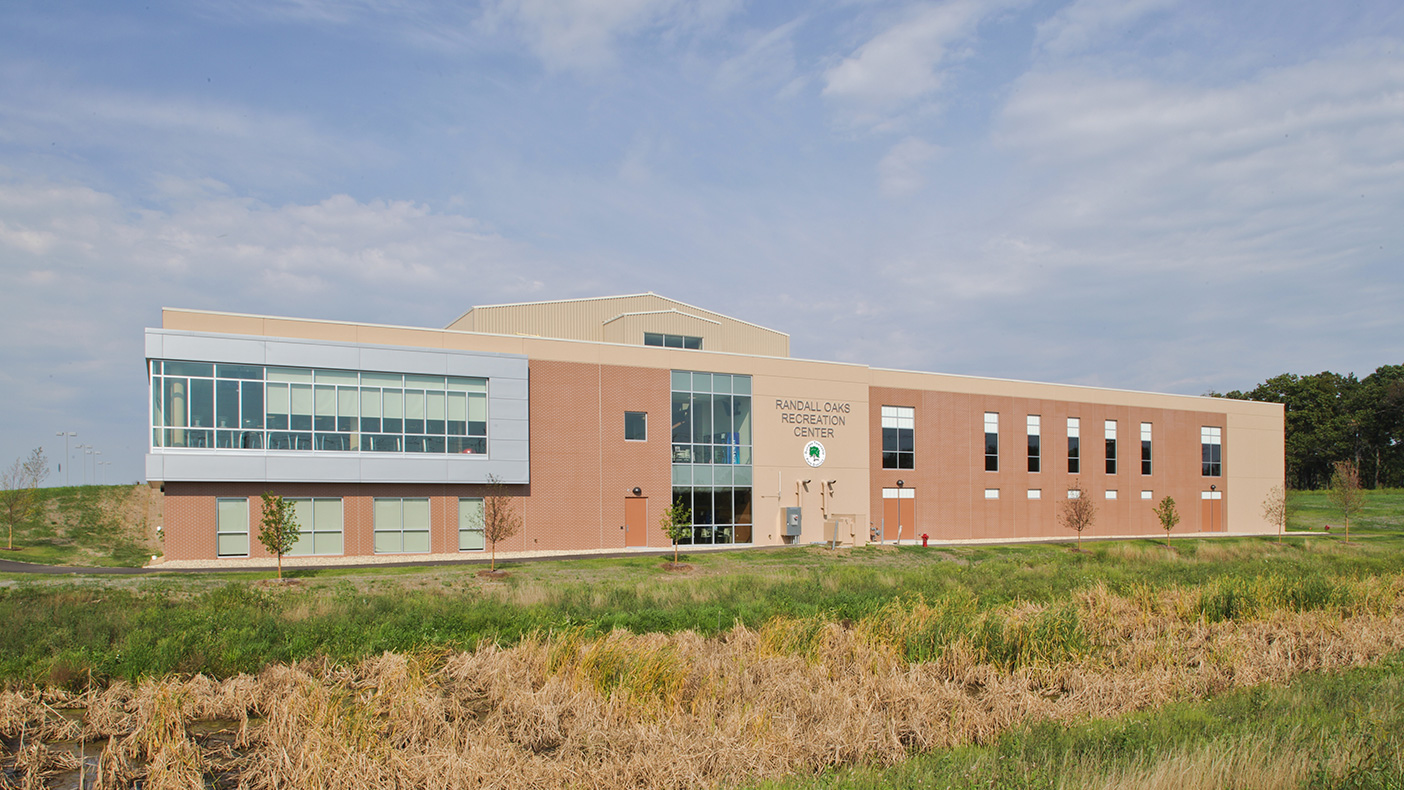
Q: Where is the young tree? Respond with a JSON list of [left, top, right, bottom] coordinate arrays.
[[1261, 485, 1288, 544], [258, 492, 300, 581], [1326, 460, 1365, 543], [0, 447, 49, 551], [1153, 496, 1180, 550], [659, 500, 692, 565], [482, 475, 522, 572], [1058, 481, 1097, 551]]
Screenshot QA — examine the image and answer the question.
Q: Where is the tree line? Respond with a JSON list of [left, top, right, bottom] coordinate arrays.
[[1213, 365, 1404, 490]]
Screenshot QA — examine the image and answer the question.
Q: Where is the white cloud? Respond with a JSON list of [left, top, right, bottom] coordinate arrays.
[[1034, 0, 1175, 57], [823, 0, 1019, 128], [877, 136, 943, 196]]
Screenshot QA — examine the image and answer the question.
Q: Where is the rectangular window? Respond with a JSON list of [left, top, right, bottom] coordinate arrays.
[[1067, 418, 1080, 474], [1027, 489, 1041, 500], [1141, 422, 1153, 475], [1027, 415, 1041, 473], [644, 332, 702, 349], [1202, 426, 1222, 476], [625, 411, 647, 441], [1106, 490, 1118, 500], [671, 370, 753, 546], [458, 498, 485, 551], [216, 498, 249, 557], [374, 498, 431, 553], [881, 406, 915, 469], [1141, 490, 1153, 500], [1067, 489, 1081, 499], [985, 488, 1000, 499], [286, 498, 344, 556], [984, 412, 999, 472], [1105, 420, 1118, 475]]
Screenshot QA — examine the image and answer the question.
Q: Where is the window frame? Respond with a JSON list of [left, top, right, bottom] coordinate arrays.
[[984, 412, 999, 472], [216, 497, 250, 558], [1067, 417, 1080, 474], [373, 497, 432, 554], [1027, 414, 1041, 473], [1105, 419, 1118, 475], [881, 405, 915, 470], [624, 411, 648, 442], [1201, 426, 1223, 477]]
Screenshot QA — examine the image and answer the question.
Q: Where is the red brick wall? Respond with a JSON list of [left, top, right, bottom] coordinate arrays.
[[868, 388, 1228, 541], [162, 361, 674, 561]]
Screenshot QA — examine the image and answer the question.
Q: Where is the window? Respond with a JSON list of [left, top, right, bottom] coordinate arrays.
[[1067, 489, 1081, 499], [151, 361, 488, 456], [216, 498, 249, 557], [374, 498, 431, 553], [882, 406, 915, 469], [671, 370, 753, 546], [1027, 415, 1041, 473], [1105, 420, 1118, 475], [1202, 426, 1222, 476], [625, 411, 647, 441], [644, 332, 702, 349], [1141, 490, 1153, 500], [1106, 490, 1118, 500], [984, 412, 999, 472], [1141, 422, 1153, 475], [1067, 418, 1080, 473], [458, 498, 484, 551], [985, 488, 1000, 500], [286, 498, 344, 556], [1028, 489, 1042, 500]]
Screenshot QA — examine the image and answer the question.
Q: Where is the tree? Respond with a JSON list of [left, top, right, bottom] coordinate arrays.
[[258, 492, 299, 581], [1058, 481, 1096, 551], [1261, 485, 1288, 544], [0, 447, 49, 551], [482, 475, 522, 572], [659, 500, 692, 565], [1326, 460, 1365, 543], [1153, 496, 1180, 549]]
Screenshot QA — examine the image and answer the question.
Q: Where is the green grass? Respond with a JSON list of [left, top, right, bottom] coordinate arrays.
[[2, 532, 1401, 686], [752, 654, 1404, 789], [1290, 488, 1404, 535], [2, 484, 153, 567]]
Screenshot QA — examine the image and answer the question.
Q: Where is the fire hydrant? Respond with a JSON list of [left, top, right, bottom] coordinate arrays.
[[921, 533, 929, 547]]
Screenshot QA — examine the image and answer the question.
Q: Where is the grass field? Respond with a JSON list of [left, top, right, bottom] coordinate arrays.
[[1, 484, 156, 567], [1, 487, 1401, 788]]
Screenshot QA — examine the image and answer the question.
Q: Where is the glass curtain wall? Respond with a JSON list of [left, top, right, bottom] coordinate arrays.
[[670, 371, 753, 544], [151, 360, 487, 455]]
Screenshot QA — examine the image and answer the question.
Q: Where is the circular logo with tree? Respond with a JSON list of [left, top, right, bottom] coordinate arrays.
[[804, 441, 826, 467]]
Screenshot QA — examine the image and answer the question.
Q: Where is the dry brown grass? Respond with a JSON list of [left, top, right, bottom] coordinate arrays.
[[2, 575, 1402, 789]]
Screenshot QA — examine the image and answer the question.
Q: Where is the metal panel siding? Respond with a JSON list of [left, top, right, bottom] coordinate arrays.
[[447, 294, 790, 356]]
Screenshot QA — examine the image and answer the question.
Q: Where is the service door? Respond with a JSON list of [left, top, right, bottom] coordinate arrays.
[[882, 489, 915, 542], [1200, 491, 1224, 532], [624, 497, 649, 547]]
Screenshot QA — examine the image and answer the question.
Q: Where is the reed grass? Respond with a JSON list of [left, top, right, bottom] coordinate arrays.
[[2, 573, 1401, 789]]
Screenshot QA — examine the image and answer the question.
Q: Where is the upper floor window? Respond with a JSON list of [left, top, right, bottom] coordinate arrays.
[[1067, 418, 1080, 474], [625, 411, 647, 441], [1027, 415, 1041, 473], [1141, 422, 1153, 475], [984, 412, 999, 472], [1201, 426, 1222, 476], [882, 406, 915, 469], [645, 332, 702, 349], [150, 360, 488, 456], [1105, 420, 1118, 474]]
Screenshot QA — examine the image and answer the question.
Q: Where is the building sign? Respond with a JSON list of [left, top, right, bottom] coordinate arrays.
[[804, 441, 826, 467], [776, 399, 852, 438]]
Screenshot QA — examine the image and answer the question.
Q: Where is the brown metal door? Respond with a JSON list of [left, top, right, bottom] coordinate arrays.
[[882, 494, 915, 542], [624, 497, 648, 547]]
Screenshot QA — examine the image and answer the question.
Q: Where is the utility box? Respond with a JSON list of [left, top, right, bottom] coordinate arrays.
[[784, 507, 802, 537]]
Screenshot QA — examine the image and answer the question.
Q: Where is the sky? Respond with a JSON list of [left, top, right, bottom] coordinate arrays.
[[1, 0, 1402, 487]]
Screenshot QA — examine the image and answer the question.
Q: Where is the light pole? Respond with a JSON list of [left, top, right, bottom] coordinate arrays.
[[55, 431, 76, 486], [74, 444, 87, 485], [93, 450, 102, 486], [84, 448, 94, 486], [1210, 484, 1217, 532], [896, 479, 905, 545]]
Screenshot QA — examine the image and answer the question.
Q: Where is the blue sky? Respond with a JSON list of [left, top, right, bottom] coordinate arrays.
[[2, 0, 1402, 485]]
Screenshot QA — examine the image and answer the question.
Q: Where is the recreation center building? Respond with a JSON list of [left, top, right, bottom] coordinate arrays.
[[145, 293, 1285, 564]]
